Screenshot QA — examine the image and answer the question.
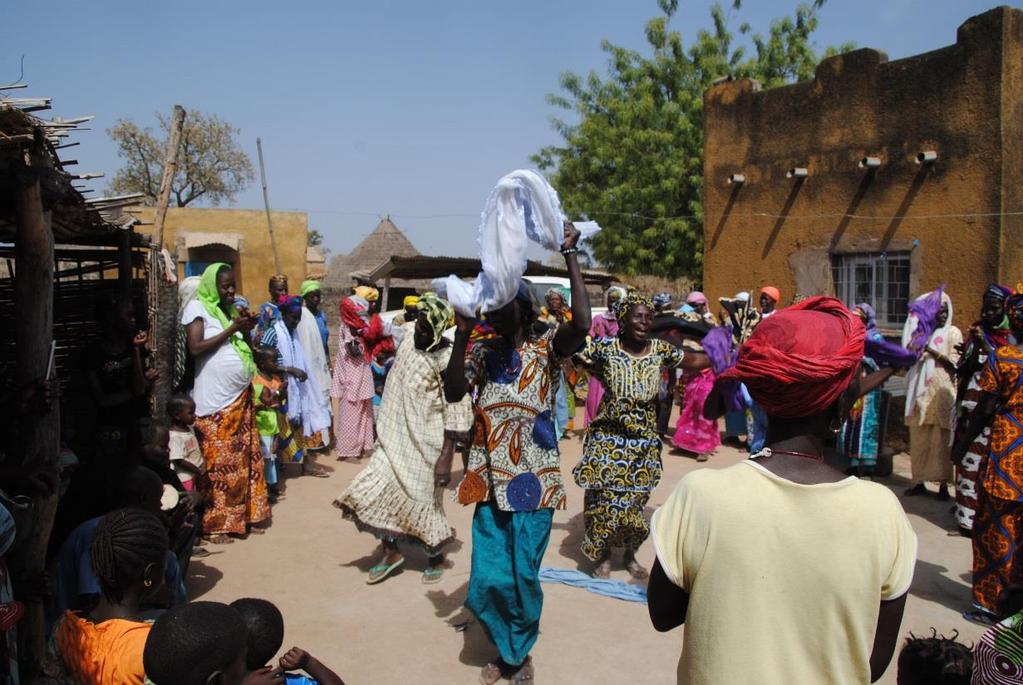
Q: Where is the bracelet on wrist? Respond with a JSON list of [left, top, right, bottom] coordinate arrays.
[[561, 247, 579, 256]]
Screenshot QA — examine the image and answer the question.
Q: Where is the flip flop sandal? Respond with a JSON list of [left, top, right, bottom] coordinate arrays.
[[509, 657, 534, 684], [367, 557, 405, 585], [962, 609, 997, 626], [422, 567, 445, 585], [306, 468, 331, 478], [479, 662, 503, 685], [205, 535, 234, 545], [625, 561, 649, 580]]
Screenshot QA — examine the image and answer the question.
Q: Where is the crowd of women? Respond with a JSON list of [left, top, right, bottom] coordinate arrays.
[[7, 215, 1022, 683]]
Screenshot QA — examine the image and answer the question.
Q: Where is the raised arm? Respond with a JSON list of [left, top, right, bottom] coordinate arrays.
[[553, 222, 591, 358], [444, 313, 475, 403]]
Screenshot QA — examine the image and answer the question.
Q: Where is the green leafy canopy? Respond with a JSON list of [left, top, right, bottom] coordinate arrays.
[[533, 0, 853, 279]]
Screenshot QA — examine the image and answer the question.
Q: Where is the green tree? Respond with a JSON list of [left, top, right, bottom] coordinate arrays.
[[108, 109, 255, 207], [534, 0, 852, 279], [307, 229, 324, 247]]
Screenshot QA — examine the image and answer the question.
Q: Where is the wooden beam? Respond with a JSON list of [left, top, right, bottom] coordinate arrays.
[[150, 105, 185, 249], [11, 133, 59, 680]]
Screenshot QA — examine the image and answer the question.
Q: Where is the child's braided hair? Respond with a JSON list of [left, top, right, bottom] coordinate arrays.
[[90, 507, 168, 603]]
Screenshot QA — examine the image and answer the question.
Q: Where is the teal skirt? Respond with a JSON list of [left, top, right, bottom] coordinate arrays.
[[465, 502, 553, 667]]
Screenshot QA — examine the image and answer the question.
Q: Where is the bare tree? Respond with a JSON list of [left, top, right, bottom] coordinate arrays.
[[108, 110, 255, 207]]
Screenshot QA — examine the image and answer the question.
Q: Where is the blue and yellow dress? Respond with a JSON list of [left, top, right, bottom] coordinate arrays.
[[574, 337, 684, 561]]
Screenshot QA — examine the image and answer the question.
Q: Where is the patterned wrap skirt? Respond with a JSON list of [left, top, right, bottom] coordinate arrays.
[[193, 388, 270, 536], [581, 489, 651, 561], [973, 486, 1023, 613]]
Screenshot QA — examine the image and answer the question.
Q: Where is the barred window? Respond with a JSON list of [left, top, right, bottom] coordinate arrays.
[[832, 252, 911, 329]]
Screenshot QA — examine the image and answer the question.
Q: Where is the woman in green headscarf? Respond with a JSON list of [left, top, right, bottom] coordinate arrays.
[[334, 293, 472, 584], [182, 263, 270, 542]]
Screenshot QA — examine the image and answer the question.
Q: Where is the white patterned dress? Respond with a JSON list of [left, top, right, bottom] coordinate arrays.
[[334, 327, 472, 554]]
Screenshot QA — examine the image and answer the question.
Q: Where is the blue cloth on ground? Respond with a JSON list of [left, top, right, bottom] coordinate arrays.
[[538, 567, 648, 604]]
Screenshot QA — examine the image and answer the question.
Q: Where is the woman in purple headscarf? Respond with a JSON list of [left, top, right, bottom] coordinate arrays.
[[903, 289, 962, 500]]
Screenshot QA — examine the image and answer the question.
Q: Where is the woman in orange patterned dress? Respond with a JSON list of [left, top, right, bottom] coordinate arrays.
[[953, 292, 1023, 623], [182, 264, 270, 542]]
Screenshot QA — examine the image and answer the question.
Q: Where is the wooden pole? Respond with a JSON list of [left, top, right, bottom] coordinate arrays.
[[151, 105, 185, 249], [118, 225, 133, 300], [148, 106, 184, 416], [12, 132, 59, 679], [256, 137, 282, 274]]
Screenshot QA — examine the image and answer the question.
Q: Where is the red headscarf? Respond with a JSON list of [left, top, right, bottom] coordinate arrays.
[[719, 296, 865, 418], [339, 296, 395, 361]]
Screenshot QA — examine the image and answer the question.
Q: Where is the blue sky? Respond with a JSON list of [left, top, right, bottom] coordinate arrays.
[[5, 0, 1005, 259]]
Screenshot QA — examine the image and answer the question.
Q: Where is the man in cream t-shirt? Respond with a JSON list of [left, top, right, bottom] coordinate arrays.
[[648, 297, 918, 685]]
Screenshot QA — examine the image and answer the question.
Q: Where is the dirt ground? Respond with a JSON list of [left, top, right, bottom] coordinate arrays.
[[187, 411, 984, 685]]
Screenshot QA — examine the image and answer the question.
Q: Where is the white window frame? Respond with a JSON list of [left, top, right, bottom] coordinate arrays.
[[832, 252, 911, 330]]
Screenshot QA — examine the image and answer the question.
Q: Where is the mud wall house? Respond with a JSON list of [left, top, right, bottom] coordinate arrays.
[[702, 6, 1023, 331], [130, 206, 308, 300]]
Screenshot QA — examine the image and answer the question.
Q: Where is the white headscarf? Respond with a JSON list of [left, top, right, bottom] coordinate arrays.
[[297, 307, 331, 406], [902, 290, 954, 419], [435, 169, 601, 317], [273, 319, 331, 437]]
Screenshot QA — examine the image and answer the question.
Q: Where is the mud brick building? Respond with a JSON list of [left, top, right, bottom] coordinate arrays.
[[702, 6, 1023, 330]]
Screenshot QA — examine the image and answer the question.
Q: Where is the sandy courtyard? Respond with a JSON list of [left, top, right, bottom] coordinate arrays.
[[187, 414, 983, 684]]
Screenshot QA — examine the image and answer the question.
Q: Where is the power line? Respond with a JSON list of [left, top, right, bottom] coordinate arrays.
[[289, 207, 1023, 222]]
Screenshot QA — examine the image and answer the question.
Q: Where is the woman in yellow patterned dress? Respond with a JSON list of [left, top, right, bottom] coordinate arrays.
[[574, 292, 709, 580]]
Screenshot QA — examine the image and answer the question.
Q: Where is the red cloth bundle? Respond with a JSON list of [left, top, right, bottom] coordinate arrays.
[[719, 296, 865, 419]]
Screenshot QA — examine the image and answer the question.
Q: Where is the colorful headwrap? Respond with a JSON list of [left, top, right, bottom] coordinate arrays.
[[268, 274, 288, 291], [720, 296, 865, 419], [197, 263, 254, 375], [545, 288, 566, 305], [652, 292, 673, 308], [980, 284, 1013, 348], [686, 291, 708, 307], [416, 294, 454, 352], [854, 302, 876, 332], [905, 286, 946, 355], [986, 284, 1013, 304], [1008, 292, 1023, 333], [300, 280, 321, 298], [340, 296, 369, 333], [611, 290, 653, 322], [354, 286, 379, 302], [280, 295, 303, 315], [403, 295, 420, 308], [606, 286, 627, 305]]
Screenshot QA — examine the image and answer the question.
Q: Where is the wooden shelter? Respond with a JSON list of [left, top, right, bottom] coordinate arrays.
[[0, 89, 152, 677]]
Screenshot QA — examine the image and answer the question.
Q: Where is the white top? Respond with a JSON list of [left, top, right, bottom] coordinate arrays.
[[652, 460, 917, 685], [169, 427, 204, 484], [181, 300, 252, 417]]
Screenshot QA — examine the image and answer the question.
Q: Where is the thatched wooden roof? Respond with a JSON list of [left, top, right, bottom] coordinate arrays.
[[0, 91, 139, 244], [325, 216, 419, 288]]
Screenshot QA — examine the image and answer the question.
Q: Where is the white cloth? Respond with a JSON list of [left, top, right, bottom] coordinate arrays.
[[434, 169, 600, 317], [272, 320, 331, 438], [178, 277, 201, 322], [902, 291, 954, 420], [181, 300, 252, 417], [297, 307, 332, 406], [169, 427, 203, 485]]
